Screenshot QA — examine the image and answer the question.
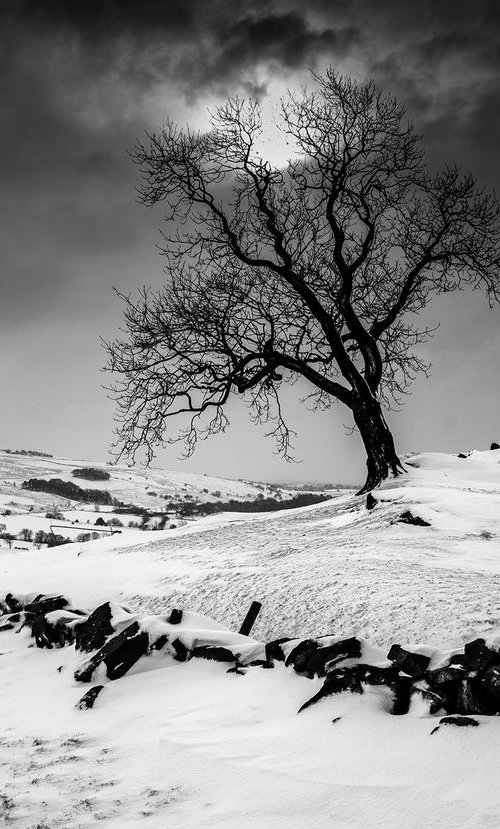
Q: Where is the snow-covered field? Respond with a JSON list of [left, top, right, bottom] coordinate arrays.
[[0, 450, 293, 514], [1, 449, 500, 827]]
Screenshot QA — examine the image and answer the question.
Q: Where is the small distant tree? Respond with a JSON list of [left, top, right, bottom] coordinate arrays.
[[106, 69, 500, 493], [45, 507, 63, 521], [0, 532, 15, 549], [19, 528, 33, 542]]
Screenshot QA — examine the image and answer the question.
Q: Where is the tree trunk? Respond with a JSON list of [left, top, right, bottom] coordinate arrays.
[[352, 393, 405, 495]]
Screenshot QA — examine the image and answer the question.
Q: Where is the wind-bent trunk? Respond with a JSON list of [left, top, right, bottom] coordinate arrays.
[[352, 391, 405, 495]]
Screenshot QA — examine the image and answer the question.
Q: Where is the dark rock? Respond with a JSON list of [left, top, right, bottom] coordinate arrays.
[[246, 659, 274, 669], [441, 714, 480, 727], [482, 666, 500, 701], [298, 667, 363, 712], [105, 629, 149, 681], [74, 621, 149, 682], [171, 638, 189, 662], [332, 716, 342, 724], [76, 685, 104, 710], [458, 453, 468, 459], [150, 634, 169, 651], [227, 666, 246, 675], [490, 443, 500, 450], [5, 593, 22, 612], [397, 511, 431, 527], [455, 677, 500, 716], [431, 715, 480, 734], [426, 664, 467, 686], [74, 603, 115, 652], [191, 645, 237, 663], [0, 622, 14, 632], [463, 638, 500, 671], [366, 493, 377, 510], [285, 639, 319, 672], [304, 638, 362, 678], [29, 615, 75, 649], [448, 653, 468, 668], [168, 608, 183, 625], [387, 644, 431, 679], [359, 664, 397, 686], [265, 638, 291, 663], [412, 685, 450, 715], [24, 595, 69, 616], [7, 613, 21, 623], [391, 676, 414, 715]]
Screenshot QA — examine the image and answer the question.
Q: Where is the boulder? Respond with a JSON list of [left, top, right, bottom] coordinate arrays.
[[5, 593, 23, 612], [168, 608, 183, 624], [455, 677, 500, 716], [426, 664, 467, 686], [463, 638, 500, 671], [490, 443, 500, 450], [74, 603, 115, 652], [29, 615, 75, 649], [285, 639, 319, 672], [76, 685, 104, 710], [359, 664, 397, 686], [387, 644, 431, 678], [0, 622, 14, 632], [431, 715, 479, 734], [298, 666, 363, 712], [245, 659, 274, 669], [265, 638, 291, 663], [412, 685, 449, 716], [482, 666, 500, 701], [171, 638, 189, 662], [24, 595, 69, 616], [74, 621, 149, 682], [191, 645, 237, 663], [366, 493, 377, 510], [391, 675, 414, 715], [303, 637, 362, 678], [396, 511, 431, 527], [150, 634, 169, 651]]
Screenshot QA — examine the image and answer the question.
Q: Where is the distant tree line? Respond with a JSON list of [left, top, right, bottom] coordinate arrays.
[[22, 478, 114, 505], [72, 467, 111, 481], [176, 491, 331, 517], [3, 449, 53, 458]]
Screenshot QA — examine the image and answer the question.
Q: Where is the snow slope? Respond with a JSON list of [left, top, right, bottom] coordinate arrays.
[[0, 449, 294, 514], [1, 449, 500, 827]]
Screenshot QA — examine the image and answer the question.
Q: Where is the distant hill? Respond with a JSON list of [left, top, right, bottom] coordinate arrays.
[[0, 449, 301, 514]]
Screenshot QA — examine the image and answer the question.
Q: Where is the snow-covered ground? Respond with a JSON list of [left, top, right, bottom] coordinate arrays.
[[1, 449, 500, 827], [0, 450, 295, 515]]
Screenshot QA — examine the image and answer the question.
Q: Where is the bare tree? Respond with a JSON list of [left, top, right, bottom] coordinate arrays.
[[105, 69, 500, 494]]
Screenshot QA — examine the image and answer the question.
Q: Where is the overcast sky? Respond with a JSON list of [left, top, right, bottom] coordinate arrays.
[[1, 1, 499, 485]]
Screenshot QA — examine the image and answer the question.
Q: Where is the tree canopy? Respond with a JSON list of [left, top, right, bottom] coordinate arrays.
[[106, 69, 500, 493]]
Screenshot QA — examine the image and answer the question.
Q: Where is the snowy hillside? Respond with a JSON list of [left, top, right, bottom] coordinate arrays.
[[0, 449, 291, 511], [0, 449, 311, 547], [1, 448, 500, 826]]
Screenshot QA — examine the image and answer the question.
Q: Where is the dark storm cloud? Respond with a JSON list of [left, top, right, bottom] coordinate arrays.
[[1, 1, 359, 93], [0, 0, 499, 327], [0, 0, 363, 325]]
